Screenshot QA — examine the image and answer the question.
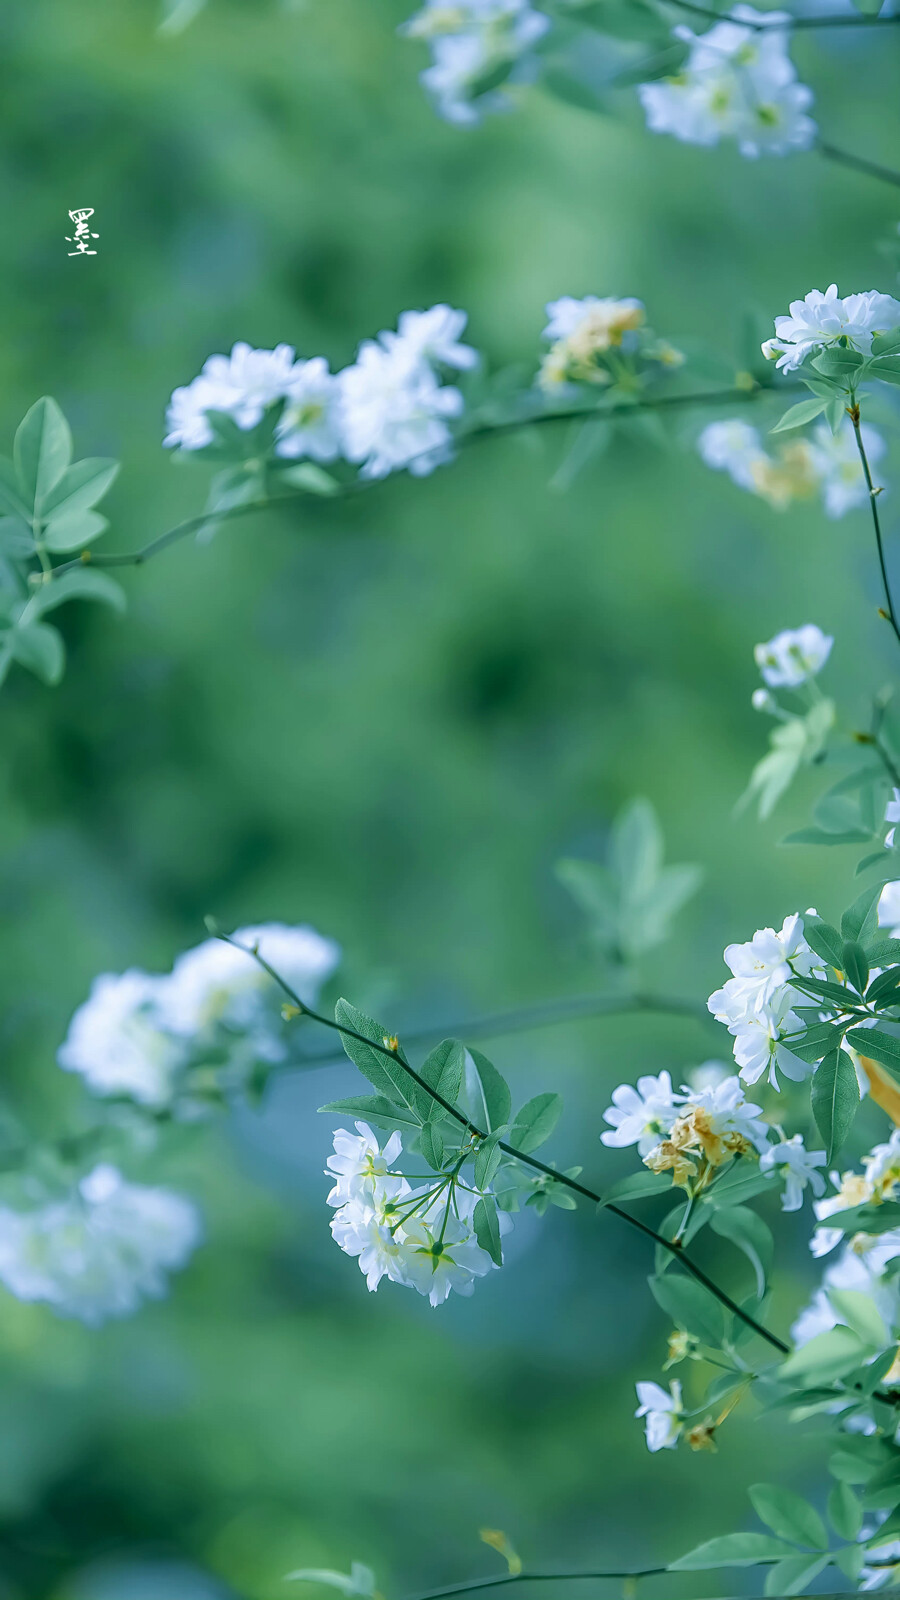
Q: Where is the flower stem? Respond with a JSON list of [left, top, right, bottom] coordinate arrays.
[[850, 403, 900, 650], [819, 140, 900, 191]]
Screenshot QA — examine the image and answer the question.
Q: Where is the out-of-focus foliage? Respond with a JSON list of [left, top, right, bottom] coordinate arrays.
[[0, 0, 899, 1596]]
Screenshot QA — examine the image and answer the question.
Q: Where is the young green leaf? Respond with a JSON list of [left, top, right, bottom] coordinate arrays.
[[420, 1038, 465, 1119], [41, 457, 119, 519], [318, 1093, 422, 1132], [846, 1026, 900, 1080], [770, 397, 828, 433], [10, 621, 65, 685], [842, 883, 882, 946], [828, 1482, 862, 1543], [459, 1047, 510, 1133], [474, 1134, 502, 1190], [649, 1273, 725, 1346], [748, 1483, 828, 1550], [779, 1325, 869, 1385], [841, 940, 869, 994], [473, 1195, 503, 1265], [670, 1533, 802, 1570], [27, 568, 126, 616], [810, 1047, 859, 1163], [418, 1121, 445, 1171], [42, 508, 108, 553], [709, 1206, 773, 1300], [509, 1092, 562, 1153], [14, 398, 72, 513], [333, 998, 428, 1120], [762, 1554, 828, 1596]]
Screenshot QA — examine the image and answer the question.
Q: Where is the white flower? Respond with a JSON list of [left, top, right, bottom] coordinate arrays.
[[382, 305, 478, 371], [274, 357, 342, 462], [708, 979, 808, 1088], [635, 1379, 683, 1451], [792, 1232, 900, 1347], [864, 1129, 900, 1196], [763, 285, 900, 372], [163, 376, 227, 450], [884, 792, 900, 852], [402, 0, 550, 125], [760, 1135, 827, 1211], [697, 420, 768, 491], [338, 339, 464, 479], [329, 1182, 503, 1305], [723, 911, 817, 1002], [754, 625, 833, 688], [879, 879, 900, 937], [542, 296, 646, 350], [600, 1070, 680, 1155], [161, 923, 340, 1043], [57, 970, 186, 1108], [807, 421, 886, 519], [325, 1123, 408, 1209], [681, 1074, 770, 1154], [195, 342, 299, 428], [0, 1165, 201, 1325], [639, 8, 815, 159]]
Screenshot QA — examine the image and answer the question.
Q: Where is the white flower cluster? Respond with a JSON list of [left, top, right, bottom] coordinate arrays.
[[753, 623, 833, 690], [538, 295, 683, 390], [399, 0, 550, 125], [0, 1164, 200, 1325], [601, 1065, 824, 1210], [58, 923, 340, 1108], [327, 1122, 506, 1306], [792, 1130, 900, 1349], [762, 285, 900, 371], [638, 7, 815, 159], [698, 417, 887, 518], [164, 307, 477, 480], [707, 912, 821, 1088]]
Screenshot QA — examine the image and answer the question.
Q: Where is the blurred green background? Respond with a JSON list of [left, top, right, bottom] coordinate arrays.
[[0, 0, 899, 1594]]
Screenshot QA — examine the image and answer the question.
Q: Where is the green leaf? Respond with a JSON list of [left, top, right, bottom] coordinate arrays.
[[842, 883, 882, 946], [0, 457, 33, 521], [828, 1481, 862, 1541], [871, 355, 900, 387], [418, 1121, 445, 1171], [600, 1170, 673, 1205], [670, 1533, 802, 1570], [872, 333, 900, 357], [811, 346, 865, 381], [474, 1134, 502, 1190], [828, 1288, 889, 1348], [770, 397, 828, 433], [419, 1039, 465, 1119], [473, 1195, 503, 1265], [41, 458, 119, 519], [846, 1026, 900, 1080], [27, 568, 126, 617], [333, 999, 428, 1120], [803, 917, 844, 971], [788, 1019, 849, 1065], [0, 516, 35, 558], [710, 1206, 773, 1300], [41, 508, 108, 553], [810, 1048, 859, 1163], [648, 1273, 725, 1346], [748, 1483, 827, 1550], [867, 940, 900, 966], [866, 967, 900, 1007], [459, 1047, 510, 1133], [763, 1554, 828, 1596], [317, 1093, 423, 1132], [10, 621, 64, 684], [286, 1565, 376, 1598], [14, 398, 72, 512], [779, 1325, 869, 1385], [826, 1200, 900, 1235], [841, 940, 869, 993], [835, 1545, 865, 1582], [279, 462, 340, 496], [509, 1092, 562, 1153]]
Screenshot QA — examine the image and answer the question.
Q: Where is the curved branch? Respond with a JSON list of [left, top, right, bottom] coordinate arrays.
[[665, 0, 900, 27], [278, 991, 712, 1073], [849, 402, 900, 650], [218, 932, 790, 1356], [50, 381, 794, 582]]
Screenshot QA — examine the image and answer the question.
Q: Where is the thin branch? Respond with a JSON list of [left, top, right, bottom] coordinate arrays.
[[218, 932, 790, 1355], [849, 403, 900, 650], [49, 381, 794, 582], [664, 0, 900, 27], [403, 1568, 669, 1600], [819, 141, 900, 191], [278, 991, 711, 1073]]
